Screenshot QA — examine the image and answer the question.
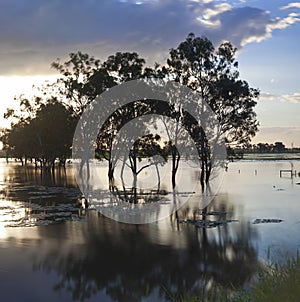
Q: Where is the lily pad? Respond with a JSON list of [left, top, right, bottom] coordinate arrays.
[[179, 219, 238, 228], [253, 218, 283, 224]]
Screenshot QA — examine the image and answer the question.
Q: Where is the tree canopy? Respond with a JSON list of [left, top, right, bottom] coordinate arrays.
[[1, 98, 77, 168], [165, 33, 259, 146], [1, 33, 259, 189]]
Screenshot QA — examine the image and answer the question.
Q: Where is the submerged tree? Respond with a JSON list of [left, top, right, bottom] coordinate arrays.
[[2, 98, 77, 170], [52, 51, 150, 185], [159, 33, 259, 188], [2, 34, 259, 197], [51, 37, 258, 191]]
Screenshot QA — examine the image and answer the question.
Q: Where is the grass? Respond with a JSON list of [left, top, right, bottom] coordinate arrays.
[[161, 283, 231, 302], [239, 254, 300, 302], [162, 253, 300, 302]]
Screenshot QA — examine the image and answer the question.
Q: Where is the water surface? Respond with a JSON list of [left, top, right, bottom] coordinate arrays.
[[0, 159, 299, 301]]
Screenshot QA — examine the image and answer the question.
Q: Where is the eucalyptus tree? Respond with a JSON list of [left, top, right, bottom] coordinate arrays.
[[53, 51, 151, 184], [161, 33, 259, 187], [52, 37, 259, 194], [30, 100, 77, 169], [166, 33, 259, 147], [51, 51, 115, 115], [2, 95, 45, 165], [2, 98, 77, 170]]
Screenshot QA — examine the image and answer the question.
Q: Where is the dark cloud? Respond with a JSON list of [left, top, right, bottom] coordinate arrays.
[[0, 0, 299, 75]]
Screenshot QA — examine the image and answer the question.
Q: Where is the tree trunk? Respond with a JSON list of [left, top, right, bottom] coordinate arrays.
[[155, 164, 160, 193], [171, 147, 180, 189], [133, 173, 138, 204], [108, 161, 114, 188], [200, 158, 205, 192]]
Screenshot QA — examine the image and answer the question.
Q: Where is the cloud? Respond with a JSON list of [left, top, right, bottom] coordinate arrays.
[[197, 3, 232, 27], [195, 2, 300, 47], [252, 126, 300, 146], [281, 2, 300, 10], [282, 93, 300, 103], [0, 0, 299, 75], [260, 92, 300, 104], [240, 12, 300, 45], [267, 12, 300, 30], [270, 78, 278, 84], [3, 0, 210, 74], [260, 92, 278, 100]]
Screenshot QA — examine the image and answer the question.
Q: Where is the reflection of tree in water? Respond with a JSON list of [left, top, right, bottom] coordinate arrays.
[[3, 166, 80, 205], [2, 163, 78, 189], [33, 198, 259, 302], [172, 196, 258, 289], [1, 165, 82, 226]]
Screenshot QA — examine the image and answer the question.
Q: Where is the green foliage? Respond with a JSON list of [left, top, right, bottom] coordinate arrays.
[[51, 51, 114, 115], [163, 254, 300, 302], [51, 51, 147, 115], [165, 33, 259, 147], [1, 99, 77, 167], [245, 256, 300, 302], [161, 282, 233, 302]]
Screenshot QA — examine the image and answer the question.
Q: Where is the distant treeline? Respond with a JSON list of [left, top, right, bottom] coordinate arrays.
[[245, 142, 300, 153], [228, 141, 300, 159]]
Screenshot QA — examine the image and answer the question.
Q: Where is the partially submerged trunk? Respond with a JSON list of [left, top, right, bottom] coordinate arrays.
[[171, 146, 180, 189]]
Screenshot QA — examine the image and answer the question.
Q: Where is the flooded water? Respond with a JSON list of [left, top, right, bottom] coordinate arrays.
[[0, 159, 299, 301]]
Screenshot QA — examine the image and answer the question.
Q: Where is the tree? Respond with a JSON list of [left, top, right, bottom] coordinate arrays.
[[2, 36, 259, 200], [1, 122, 30, 165], [102, 51, 146, 83], [2, 95, 44, 165], [51, 51, 148, 116], [53, 51, 150, 184], [2, 98, 77, 170], [274, 142, 286, 152], [51, 52, 115, 115], [30, 100, 78, 169], [127, 134, 167, 202], [159, 33, 259, 188], [166, 33, 259, 147]]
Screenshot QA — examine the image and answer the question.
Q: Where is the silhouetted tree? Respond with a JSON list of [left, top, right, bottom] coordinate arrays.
[[2, 35, 259, 194], [156, 33, 259, 187], [165, 33, 259, 148], [51, 51, 115, 115], [2, 99, 77, 170]]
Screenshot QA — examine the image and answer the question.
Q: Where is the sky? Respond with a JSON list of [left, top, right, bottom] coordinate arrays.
[[0, 0, 299, 146]]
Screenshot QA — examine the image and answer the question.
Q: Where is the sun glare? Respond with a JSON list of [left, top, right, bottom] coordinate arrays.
[[0, 75, 58, 128]]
